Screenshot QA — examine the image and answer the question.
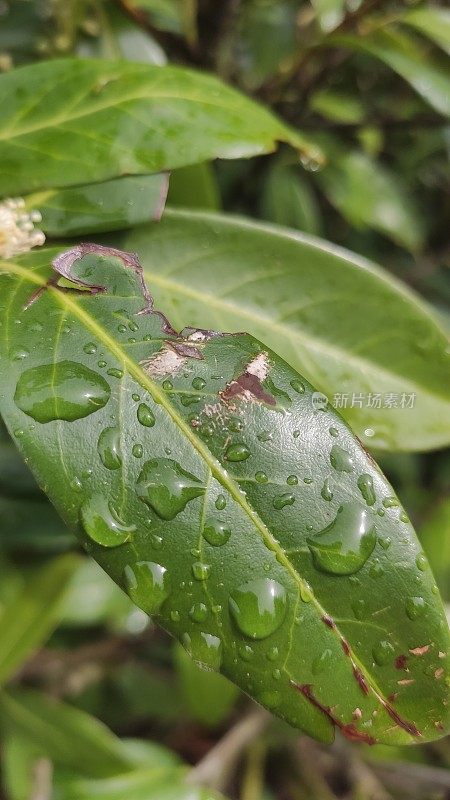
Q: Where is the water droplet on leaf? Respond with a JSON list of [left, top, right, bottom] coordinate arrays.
[[357, 474, 376, 506], [124, 561, 170, 614], [15, 361, 110, 423], [229, 578, 287, 640], [81, 494, 135, 548], [137, 403, 155, 427], [192, 561, 211, 581], [406, 596, 426, 620], [97, 426, 122, 470], [307, 502, 376, 575], [182, 631, 222, 671], [226, 443, 251, 462], [330, 444, 354, 473], [273, 493, 295, 510], [137, 458, 204, 520], [203, 517, 231, 547], [372, 640, 394, 666]]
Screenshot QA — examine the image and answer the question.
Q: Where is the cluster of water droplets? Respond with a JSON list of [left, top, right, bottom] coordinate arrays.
[[11, 339, 431, 686]]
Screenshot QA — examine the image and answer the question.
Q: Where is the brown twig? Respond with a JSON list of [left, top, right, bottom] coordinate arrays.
[[188, 708, 270, 793]]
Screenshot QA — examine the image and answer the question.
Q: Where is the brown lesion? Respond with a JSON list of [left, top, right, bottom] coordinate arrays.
[[290, 681, 377, 745], [23, 244, 177, 335], [221, 351, 276, 407], [319, 613, 421, 737]]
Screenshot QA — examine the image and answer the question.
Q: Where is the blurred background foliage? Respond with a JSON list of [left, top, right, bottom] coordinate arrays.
[[0, 1, 449, 798]]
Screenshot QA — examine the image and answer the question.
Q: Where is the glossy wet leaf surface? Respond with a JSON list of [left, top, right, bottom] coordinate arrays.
[[0, 58, 319, 197], [120, 210, 450, 451], [0, 245, 448, 746]]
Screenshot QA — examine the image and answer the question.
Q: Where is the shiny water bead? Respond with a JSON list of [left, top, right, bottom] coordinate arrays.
[[15, 361, 110, 422], [229, 578, 287, 640]]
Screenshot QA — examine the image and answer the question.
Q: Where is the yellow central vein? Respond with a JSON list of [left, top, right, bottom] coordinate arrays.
[[0, 261, 410, 735]]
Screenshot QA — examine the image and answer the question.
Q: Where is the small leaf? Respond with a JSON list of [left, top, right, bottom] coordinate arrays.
[[260, 164, 322, 236], [317, 149, 423, 251], [0, 59, 321, 198], [332, 28, 450, 117], [0, 244, 448, 746], [23, 174, 169, 237], [0, 554, 81, 685]]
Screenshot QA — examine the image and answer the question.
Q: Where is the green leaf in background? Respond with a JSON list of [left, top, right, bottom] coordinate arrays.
[[0, 417, 71, 553], [230, 0, 299, 89], [0, 689, 225, 800], [119, 210, 450, 452], [420, 497, 450, 602], [54, 769, 224, 800], [61, 558, 135, 628], [0, 58, 321, 197], [309, 89, 365, 125], [0, 689, 136, 778], [1, 734, 45, 800], [24, 174, 169, 237], [0, 244, 448, 746], [168, 163, 221, 211], [0, 554, 80, 686], [317, 149, 423, 251], [78, 3, 167, 64], [260, 163, 322, 236], [174, 643, 239, 727], [121, 0, 184, 36], [332, 28, 450, 117], [402, 7, 450, 57]]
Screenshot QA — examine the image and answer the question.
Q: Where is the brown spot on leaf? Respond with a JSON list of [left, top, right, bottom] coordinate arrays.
[[221, 352, 276, 407], [381, 700, 421, 737], [434, 668, 444, 680], [353, 666, 369, 695], [409, 645, 430, 656], [395, 655, 408, 671]]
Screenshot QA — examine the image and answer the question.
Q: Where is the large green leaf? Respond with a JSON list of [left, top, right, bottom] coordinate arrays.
[[0, 555, 80, 685], [0, 58, 320, 197], [0, 244, 448, 746], [23, 174, 169, 237], [119, 210, 450, 452], [332, 28, 450, 117]]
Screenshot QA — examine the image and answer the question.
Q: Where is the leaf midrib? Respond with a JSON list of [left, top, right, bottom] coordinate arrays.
[[0, 260, 412, 736]]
